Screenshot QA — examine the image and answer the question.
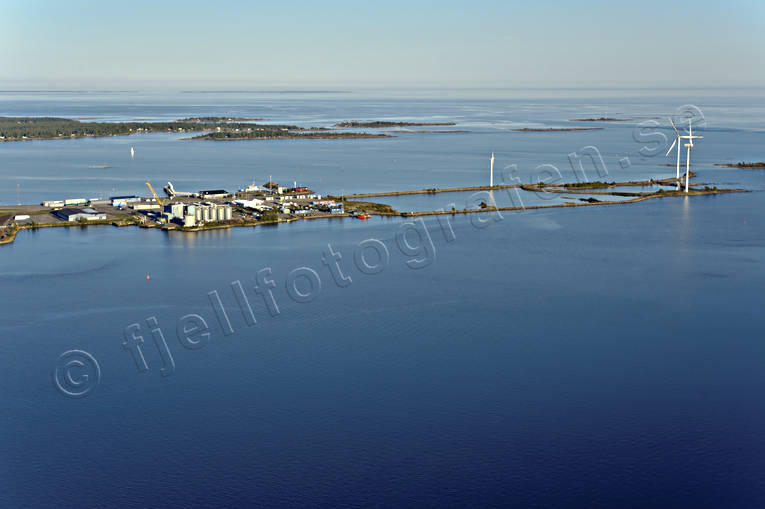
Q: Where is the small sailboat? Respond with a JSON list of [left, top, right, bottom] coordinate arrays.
[[130, 147, 135, 158]]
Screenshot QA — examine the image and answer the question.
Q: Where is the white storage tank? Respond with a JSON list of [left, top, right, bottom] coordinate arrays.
[[224, 207, 232, 220]]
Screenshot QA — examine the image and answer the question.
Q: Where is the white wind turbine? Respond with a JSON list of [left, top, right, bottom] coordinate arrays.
[[489, 152, 495, 187], [665, 117, 683, 185], [682, 119, 703, 193]]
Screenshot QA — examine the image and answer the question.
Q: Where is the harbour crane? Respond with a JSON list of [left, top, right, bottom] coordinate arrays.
[[145, 181, 167, 206]]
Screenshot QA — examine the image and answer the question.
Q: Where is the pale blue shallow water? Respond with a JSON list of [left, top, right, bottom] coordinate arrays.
[[1, 90, 764, 507]]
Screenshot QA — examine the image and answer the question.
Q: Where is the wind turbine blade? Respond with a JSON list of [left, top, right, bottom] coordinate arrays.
[[689, 119, 692, 138], [669, 117, 680, 136], [666, 138, 677, 156]]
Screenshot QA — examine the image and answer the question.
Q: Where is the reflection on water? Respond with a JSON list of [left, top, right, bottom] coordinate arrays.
[[165, 226, 234, 248]]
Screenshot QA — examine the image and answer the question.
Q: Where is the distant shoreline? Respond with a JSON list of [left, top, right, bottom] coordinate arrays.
[[190, 132, 392, 140], [714, 162, 765, 169], [334, 121, 456, 128], [569, 117, 631, 122], [513, 127, 603, 132], [0, 116, 387, 142]]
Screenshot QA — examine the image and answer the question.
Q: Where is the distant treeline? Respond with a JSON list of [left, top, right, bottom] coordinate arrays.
[[569, 117, 631, 122], [194, 131, 392, 140], [714, 161, 765, 169], [0, 117, 301, 140], [334, 121, 456, 128], [178, 116, 268, 122]]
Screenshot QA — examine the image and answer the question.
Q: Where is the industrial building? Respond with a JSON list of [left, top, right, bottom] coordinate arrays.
[[130, 202, 161, 211], [232, 198, 268, 210], [160, 201, 233, 227], [199, 189, 230, 199], [316, 201, 344, 214], [111, 195, 141, 207], [54, 207, 107, 222]]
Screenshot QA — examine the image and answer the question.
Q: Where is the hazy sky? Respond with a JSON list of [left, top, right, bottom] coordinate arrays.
[[1, 0, 763, 90]]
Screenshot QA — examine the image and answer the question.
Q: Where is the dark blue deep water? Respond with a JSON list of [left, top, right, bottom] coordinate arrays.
[[1, 90, 764, 507]]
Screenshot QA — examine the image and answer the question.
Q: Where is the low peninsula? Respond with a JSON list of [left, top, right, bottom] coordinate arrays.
[[334, 121, 456, 128], [178, 116, 269, 122], [0, 176, 745, 246], [569, 117, 631, 122], [191, 131, 391, 140], [513, 127, 603, 132], [384, 129, 469, 134], [714, 162, 765, 169]]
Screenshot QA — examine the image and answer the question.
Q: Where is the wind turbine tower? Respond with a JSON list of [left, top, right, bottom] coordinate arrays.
[[682, 119, 703, 193], [489, 152, 495, 187]]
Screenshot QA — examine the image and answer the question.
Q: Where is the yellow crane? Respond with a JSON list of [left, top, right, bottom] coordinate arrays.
[[145, 181, 167, 206]]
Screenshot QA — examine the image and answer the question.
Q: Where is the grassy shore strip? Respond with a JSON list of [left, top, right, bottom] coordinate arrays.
[[555, 176, 694, 189], [397, 188, 746, 217], [339, 177, 688, 199], [340, 184, 523, 199]]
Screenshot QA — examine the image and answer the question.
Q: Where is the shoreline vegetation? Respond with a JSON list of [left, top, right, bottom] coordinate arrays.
[[0, 116, 464, 141], [0, 116, 304, 141], [384, 129, 469, 134], [191, 131, 391, 140], [569, 117, 631, 122], [714, 162, 765, 169], [1, 178, 744, 246], [334, 121, 456, 128], [513, 127, 603, 132], [179, 116, 269, 122]]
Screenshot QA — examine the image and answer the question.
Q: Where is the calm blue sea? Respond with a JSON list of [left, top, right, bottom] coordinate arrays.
[[1, 89, 764, 507]]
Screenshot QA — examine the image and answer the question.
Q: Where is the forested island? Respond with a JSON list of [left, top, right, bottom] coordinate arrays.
[[385, 129, 469, 134], [178, 116, 269, 122], [334, 121, 456, 128], [714, 162, 765, 169], [513, 127, 603, 132], [569, 117, 631, 122], [192, 131, 391, 140], [0, 117, 269, 140], [0, 117, 384, 141]]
